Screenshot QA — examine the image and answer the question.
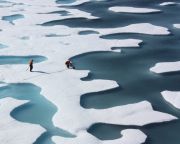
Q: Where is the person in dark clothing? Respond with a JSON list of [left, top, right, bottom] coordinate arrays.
[[65, 60, 75, 69], [29, 59, 33, 72]]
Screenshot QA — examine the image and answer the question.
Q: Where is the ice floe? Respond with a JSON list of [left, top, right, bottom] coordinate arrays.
[[160, 2, 177, 6], [52, 129, 147, 144], [173, 24, 180, 29], [109, 6, 160, 13], [150, 60, 180, 110], [150, 61, 180, 73], [161, 91, 180, 109], [0, 97, 45, 144]]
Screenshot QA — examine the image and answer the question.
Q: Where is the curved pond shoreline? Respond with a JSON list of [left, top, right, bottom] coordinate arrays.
[[0, 83, 73, 144], [2, 14, 24, 25]]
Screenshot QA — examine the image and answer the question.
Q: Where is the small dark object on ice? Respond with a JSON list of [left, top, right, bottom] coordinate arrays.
[[65, 60, 75, 69], [29, 59, 33, 72]]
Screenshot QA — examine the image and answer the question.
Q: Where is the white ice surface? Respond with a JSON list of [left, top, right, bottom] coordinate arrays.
[[150, 61, 180, 73], [59, 0, 105, 6], [161, 91, 180, 109], [160, 2, 177, 6], [52, 129, 147, 144], [53, 98, 176, 134], [0, 0, 177, 143], [0, 97, 45, 144], [109, 6, 160, 13], [86, 23, 170, 36], [173, 24, 180, 29], [0, 2, 98, 26]]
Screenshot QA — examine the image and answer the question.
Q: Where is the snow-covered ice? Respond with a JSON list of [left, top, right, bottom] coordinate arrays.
[[58, 0, 105, 6], [161, 91, 180, 109], [160, 2, 177, 6], [109, 6, 160, 13], [173, 24, 180, 29], [150, 61, 180, 73], [52, 129, 147, 144], [88, 23, 170, 36]]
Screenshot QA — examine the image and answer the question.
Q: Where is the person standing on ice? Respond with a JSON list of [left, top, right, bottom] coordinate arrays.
[[29, 59, 33, 72], [65, 60, 75, 69]]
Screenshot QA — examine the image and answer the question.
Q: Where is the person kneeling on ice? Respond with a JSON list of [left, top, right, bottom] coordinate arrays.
[[65, 60, 75, 69], [29, 59, 33, 72]]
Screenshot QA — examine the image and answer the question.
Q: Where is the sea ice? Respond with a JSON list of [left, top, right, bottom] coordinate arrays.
[[150, 61, 180, 73], [161, 91, 180, 109], [109, 6, 160, 13], [58, 0, 105, 6], [173, 24, 180, 29], [160, 2, 177, 6], [52, 129, 147, 144]]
